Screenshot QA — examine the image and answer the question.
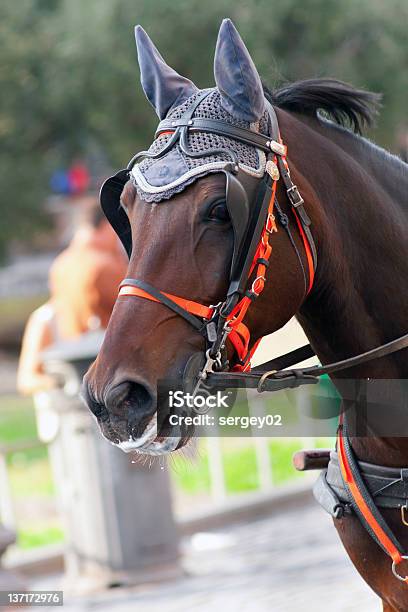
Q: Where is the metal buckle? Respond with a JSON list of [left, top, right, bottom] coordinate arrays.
[[287, 185, 304, 208], [391, 556, 408, 582], [257, 370, 277, 393], [401, 503, 408, 526], [251, 275, 266, 296], [193, 321, 232, 399], [265, 212, 277, 234]]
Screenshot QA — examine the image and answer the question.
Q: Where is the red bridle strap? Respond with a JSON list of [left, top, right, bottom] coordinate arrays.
[[119, 284, 252, 364], [118, 285, 215, 320]]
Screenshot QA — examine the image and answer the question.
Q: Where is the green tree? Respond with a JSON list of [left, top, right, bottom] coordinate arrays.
[[0, 0, 407, 258]]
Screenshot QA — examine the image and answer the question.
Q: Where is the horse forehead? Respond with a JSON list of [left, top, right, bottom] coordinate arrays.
[[195, 173, 226, 196], [134, 173, 226, 215]]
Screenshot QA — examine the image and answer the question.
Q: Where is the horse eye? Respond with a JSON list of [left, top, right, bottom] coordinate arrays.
[[207, 200, 230, 222]]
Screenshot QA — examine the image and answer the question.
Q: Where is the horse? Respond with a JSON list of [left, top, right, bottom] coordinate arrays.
[[82, 19, 408, 610]]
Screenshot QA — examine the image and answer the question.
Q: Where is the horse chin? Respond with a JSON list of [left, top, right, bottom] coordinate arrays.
[[107, 412, 190, 456]]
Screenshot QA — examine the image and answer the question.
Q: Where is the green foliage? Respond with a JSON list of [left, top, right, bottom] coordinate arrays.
[[223, 444, 260, 492], [170, 438, 313, 495], [0, 0, 407, 255], [0, 396, 61, 549], [0, 395, 38, 444], [17, 524, 64, 549]]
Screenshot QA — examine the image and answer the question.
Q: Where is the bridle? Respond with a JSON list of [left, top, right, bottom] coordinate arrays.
[[100, 90, 408, 396]]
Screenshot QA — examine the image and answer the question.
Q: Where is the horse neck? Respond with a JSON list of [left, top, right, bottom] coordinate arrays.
[[279, 113, 408, 463]]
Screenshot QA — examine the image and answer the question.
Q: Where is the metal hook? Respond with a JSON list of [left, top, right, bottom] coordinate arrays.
[[401, 503, 408, 527], [392, 556, 408, 582]]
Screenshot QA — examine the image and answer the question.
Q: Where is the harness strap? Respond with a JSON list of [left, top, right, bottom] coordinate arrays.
[[292, 209, 315, 294], [337, 421, 408, 577], [277, 152, 317, 290], [211, 330, 408, 391], [252, 344, 316, 372], [274, 201, 308, 296], [156, 117, 285, 154]]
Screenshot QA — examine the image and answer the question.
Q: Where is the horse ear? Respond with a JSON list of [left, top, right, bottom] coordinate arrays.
[[214, 19, 265, 123], [135, 26, 199, 119]]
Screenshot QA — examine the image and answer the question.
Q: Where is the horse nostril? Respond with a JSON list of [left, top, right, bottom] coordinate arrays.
[[105, 381, 133, 411], [81, 382, 109, 422], [105, 380, 155, 436]]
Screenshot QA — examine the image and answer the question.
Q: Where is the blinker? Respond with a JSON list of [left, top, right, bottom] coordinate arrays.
[[223, 169, 250, 280], [100, 169, 132, 258], [100, 163, 257, 287]]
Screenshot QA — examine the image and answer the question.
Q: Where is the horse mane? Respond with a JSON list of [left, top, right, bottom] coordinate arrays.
[[264, 78, 382, 135]]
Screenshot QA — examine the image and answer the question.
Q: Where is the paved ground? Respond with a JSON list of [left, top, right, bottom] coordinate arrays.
[[31, 502, 379, 611]]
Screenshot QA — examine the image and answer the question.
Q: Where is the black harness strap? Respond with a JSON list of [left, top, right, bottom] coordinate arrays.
[[251, 344, 315, 373], [274, 200, 308, 296], [277, 156, 318, 271], [339, 420, 406, 558], [208, 331, 408, 393], [298, 333, 408, 377], [156, 117, 276, 152]]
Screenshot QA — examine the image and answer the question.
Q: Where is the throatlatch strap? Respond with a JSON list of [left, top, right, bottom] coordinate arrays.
[[337, 423, 406, 566]]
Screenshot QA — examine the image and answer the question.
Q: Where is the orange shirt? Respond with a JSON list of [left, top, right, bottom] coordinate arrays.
[[49, 226, 127, 339]]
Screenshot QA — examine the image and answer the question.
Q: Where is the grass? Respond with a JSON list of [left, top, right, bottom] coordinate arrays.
[[0, 395, 38, 444], [0, 395, 62, 548], [17, 523, 65, 550], [170, 437, 334, 496]]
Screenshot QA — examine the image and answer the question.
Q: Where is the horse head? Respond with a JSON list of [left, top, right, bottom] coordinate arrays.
[[82, 19, 311, 453]]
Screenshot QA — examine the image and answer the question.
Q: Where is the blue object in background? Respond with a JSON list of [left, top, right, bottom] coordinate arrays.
[[50, 170, 71, 194]]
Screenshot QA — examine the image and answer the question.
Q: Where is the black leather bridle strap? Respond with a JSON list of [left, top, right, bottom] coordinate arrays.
[[277, 156, 318, 271], [207, 331, 408, 392], [252, 344, 316, 373], [297, 332, 408, 378], [274, 200, 308, 296], [156, 117, 278, 153]]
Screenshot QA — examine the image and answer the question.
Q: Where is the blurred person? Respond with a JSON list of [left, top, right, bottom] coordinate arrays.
[[16, 301, 57, 397], [17, 202, 127, 397], [49, 204, 127, 340]]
